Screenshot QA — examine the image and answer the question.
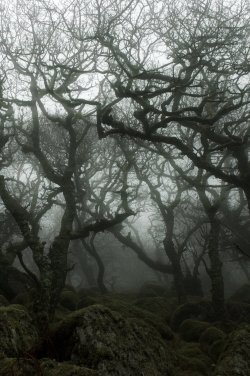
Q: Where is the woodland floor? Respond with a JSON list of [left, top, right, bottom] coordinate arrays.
[[0, 285, 250, 376]]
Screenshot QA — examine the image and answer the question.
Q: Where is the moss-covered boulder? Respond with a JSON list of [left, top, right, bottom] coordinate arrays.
[[0, 304, 38, 357], [96, 296, 174, 340], [133, 296, 178, 323], [51, 304, 175, 376], [60, 290, 80, 311], [170, 300, 214, 331], [175, 342, 211, 376], [0, 358, 98, 376], [42, 360, 98, 376], [213, 325, 250, 376], [199, 326, 226, 356], [209, 339, 226, 362], [0, 358, 35, 376], [179, 319, 210, 342]]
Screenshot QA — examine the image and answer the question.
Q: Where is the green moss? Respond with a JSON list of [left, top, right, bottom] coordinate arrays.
[[199, 326, 225, 352], [175, 353, 210, 376], [0, 358, 98, 376], [133, 296, 178, 322], [170, 300, 214, 331], [51, 304, 175, 376], [209, 339, 226, 361], [96, 296, 174, 340], [179, 319, 210, 342], [214, 325, 250, 375], [0, 304, 38, 357], [177, 342, 212, 366], [41, 359, 98, 375]]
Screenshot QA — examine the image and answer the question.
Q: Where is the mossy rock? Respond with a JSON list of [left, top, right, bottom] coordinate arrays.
[[60, 290, 80, 311], [209, 339, 226, 361], [175, 347, 210, 376], [199, 326, 226, 353], [0, 305, 38, 357], [229, 284, 250, 304], [177, 342, 203, 357], [41, 359, 98, 375], [133, 296, 178, 322], [170, 300, 215, 331], [213, 325, 250, 376], [179, 319, 210, 342], [0, 357, 35, 376], [176, 342, 212, 368], [0, 358, 98, 376], [96, 296, 174, 340], [0, 294, 9, 306], [51, 304, 175, 376]]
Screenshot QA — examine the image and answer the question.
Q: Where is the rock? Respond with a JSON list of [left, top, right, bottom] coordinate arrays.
[[0, 358, 98, 376], [51, 304, 175, 376], [199, 326, 226, 356], [213, 325, 250, 376], [175, 342, 212, 376], [179, 319, 210, 342], [170, 300, 215, 331], [96, 296, 174, 340], [0, 304, 38, 357], [133, 296, 178, 322], [41, 359, 98, 375]]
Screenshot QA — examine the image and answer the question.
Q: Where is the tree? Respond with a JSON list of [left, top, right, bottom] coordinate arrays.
[[74, 0, 250, 213], [0, 2, 133, 329]]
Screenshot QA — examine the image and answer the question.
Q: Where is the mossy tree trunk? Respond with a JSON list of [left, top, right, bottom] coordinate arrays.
[[198, 187, 225, 320], [48, 181, 76, 317], [207, 216, 225, 319], [82, 237, 108, 294]]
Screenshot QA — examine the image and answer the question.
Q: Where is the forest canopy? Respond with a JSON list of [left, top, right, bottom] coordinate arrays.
[[0, 0, 250, 331]]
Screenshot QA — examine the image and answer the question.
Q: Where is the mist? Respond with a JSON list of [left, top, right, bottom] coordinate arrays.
[[0, 0, 250, 375]]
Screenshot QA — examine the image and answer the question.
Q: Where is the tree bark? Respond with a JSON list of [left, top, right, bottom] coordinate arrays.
[[163, 237, 186, 303], [207, 216, 225, 319]]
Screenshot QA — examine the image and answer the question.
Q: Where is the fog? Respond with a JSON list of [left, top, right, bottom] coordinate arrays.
[[0, 0, 250, 374]]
